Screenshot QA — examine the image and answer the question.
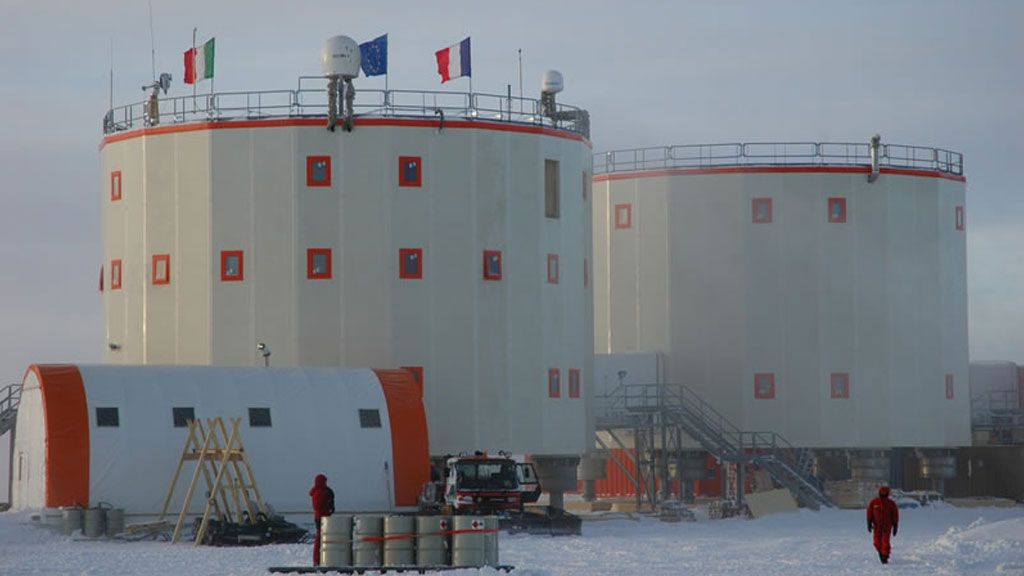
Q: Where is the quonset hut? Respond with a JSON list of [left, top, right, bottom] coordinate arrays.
[[589, 140, 969, 501], [97, 40, 593, 504]]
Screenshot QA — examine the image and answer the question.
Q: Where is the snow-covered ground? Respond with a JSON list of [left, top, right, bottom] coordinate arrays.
[[1, 505, 1021, 575]]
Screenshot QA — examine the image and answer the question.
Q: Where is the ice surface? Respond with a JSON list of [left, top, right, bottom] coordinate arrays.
[[0, 505, 1021, 575]]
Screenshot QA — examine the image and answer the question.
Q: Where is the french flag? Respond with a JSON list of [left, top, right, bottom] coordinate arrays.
[[435, 37, 471, 83]]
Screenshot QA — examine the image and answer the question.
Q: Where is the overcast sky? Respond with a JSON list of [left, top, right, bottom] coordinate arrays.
[[0, 0, 1021, 387]]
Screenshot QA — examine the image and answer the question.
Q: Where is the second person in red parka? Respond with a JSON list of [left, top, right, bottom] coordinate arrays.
[[866, 485, 899, 564], [309, 474, 335, 566]]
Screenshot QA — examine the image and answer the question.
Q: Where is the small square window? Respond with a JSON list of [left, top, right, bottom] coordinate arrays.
[[248, 407, 272, 427], [483, 250, 502, 281], [399, 248, 423, 280], [830, 373, 850, 399], [110, 171, 122, 202], [754, 373, 775, 399], [110, 259, 122, 290], [828, 198, 847, 223], [615, 203, 632, 229], [398, 156, 422, 187], [96, 407, 119, 427], [955, 206, 965, 231], [359, 408, 382, 428], [548, 368, 561, 398], [307, 248, 333, 280], [306, 156, 332, 187], [401, 366, 424, 396], [172, 407, 195, 428], [547, 254, 559, 284], [152, 254, 170, 285], [569, 368, 581, 399], [545, 159, 560, 219], [752, 198, 773, 223], [945, 373, 954, 400], [221, 250, 244, 282]]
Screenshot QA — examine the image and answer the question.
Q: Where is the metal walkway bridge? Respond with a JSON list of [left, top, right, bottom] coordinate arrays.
[[596, 383, 834, 511], [0, 383, 19, 437]]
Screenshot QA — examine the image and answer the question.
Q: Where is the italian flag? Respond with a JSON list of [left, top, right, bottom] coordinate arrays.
[[184, 38, 215, 84]]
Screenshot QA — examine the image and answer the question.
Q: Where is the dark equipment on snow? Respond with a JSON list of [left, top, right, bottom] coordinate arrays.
[[193, 513, 308, 546]]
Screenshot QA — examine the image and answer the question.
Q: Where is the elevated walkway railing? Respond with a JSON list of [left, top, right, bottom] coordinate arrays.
[[0, 383, 21, 436], [594, 141, 963, 176], [103, 80, 589, 138]]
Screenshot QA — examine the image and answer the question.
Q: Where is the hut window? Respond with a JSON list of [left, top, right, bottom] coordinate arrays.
[[545, 159, 560, 219], [307, 248, 333, 279], [754, 373, 775, 399], [547, 254, 559, 284], [828, 198, 847, 223], [248, 407, 272, 427], [548, 368, 561, 398], [306, 156, 331, 187], [752, 198, 773, 224], [399, 248, 423, 280], [172, 407, 195, 428], [830, 373, 850, 399], [569, 368, 581, 398], [221, 250, 244, 282], [615, 203, 632, 229], [945, 374, 955, 400], [110, 171, 122, 201], [483, 250, 502, 281], [398, 156, 422, 187], [111, 259, 122, 290], [96, 407, 120, 427], [359, 409, 382, 428], [955, 206, 965, 231], [152, 254, 171, 285]]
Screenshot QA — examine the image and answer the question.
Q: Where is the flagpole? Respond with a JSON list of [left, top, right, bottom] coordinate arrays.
[[147, 0, 156, 82], [517, 48, 523, 114], [192, 28, 197, 113]]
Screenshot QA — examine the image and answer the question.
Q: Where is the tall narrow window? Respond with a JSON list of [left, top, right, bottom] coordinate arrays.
[[398, 156, 422, 187], [583, 258, 589, 288], [401, 366, 424, 396], [752, 198, 773, 223], [547, 254, 559, 284], [548, 368, 561, 398], [569, 368, 581, 398], [110, 259, 122, 291], [221, 250, 244, 282], [545, 159, 560, 218], [828, 198, 847, 223], [955, 206, 965, 231], [582, 171, 589, 202], [399, 248, 423, 279], [152, 254, 170, 285], [615, 203, 632, 229], [307, 248, 333, 279], [945, 373, 955, 400], [754, 373, 775, 399], [830, 373, 850, 399], [306, 156, 331, 187], [110, 171, 122, 202], [483, 250, 502, 281]]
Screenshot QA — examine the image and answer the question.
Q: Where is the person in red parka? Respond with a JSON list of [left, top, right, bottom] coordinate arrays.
[[309, 474, 335, 566], [866, 485, 899, 564]]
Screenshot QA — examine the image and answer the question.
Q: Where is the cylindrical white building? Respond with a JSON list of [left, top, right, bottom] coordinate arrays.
[[99, 84, 594, 470], [12, 364, 429, 513], [593, 142, 970, 449]]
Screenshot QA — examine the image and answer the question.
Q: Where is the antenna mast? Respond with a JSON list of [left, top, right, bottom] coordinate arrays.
[[148, 0, 156, 82]]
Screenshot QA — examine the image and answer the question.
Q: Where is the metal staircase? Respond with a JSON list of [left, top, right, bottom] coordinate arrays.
[[597, 383, 834, 510], [0, 383, 21, 436]]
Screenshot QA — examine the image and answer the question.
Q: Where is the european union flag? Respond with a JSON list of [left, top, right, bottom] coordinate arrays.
[[360, 34, 388, 77]]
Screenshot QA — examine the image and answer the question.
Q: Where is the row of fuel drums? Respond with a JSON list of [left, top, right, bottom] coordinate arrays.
[[59, 506, 126, 538], [320, 515, 499, 568]]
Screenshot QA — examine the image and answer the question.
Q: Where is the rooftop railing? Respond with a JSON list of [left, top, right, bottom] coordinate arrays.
[[595, 142, 963, 176], [102, 78, 589, 138]]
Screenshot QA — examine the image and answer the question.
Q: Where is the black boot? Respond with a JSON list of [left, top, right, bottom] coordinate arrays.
[[878, 551, 886, 564], [882, 554, 889, 564]]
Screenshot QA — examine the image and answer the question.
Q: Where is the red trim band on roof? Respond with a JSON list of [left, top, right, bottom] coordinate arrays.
[[100, 117, 591, 149], [29, 364, 90, 508], [593, 165, 966, 183], [373, 369, 431, 507]]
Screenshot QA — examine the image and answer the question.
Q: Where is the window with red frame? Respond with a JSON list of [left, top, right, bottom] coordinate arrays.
[[110, 259, 122, 290], [152, 254, 171, 285], [828, 197, 847, 223], [614, 203, 632, 229], [483, 250, 502, 281], [398, 156, 422, 187], [548, 368, 561, 398], [306, 156, 331, 187], [547, 254, 559, 284], [752, 198, 773, 223], [754, 373, 775, 399], [401, 366, 424, 396], [307, 248, 333, 279], [569, 369, 581, 398], [955, 206, 965, 231], [830, 372, 850, 399], [399, 248, 423, 279], [945, 373, 955, 400], [110, 171, 122, 201], [221, 250, 244, 282]]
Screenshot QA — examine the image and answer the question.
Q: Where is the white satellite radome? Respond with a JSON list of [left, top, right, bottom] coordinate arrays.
[[320, 35, 361, 79], [541, 70, 564, 94]]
